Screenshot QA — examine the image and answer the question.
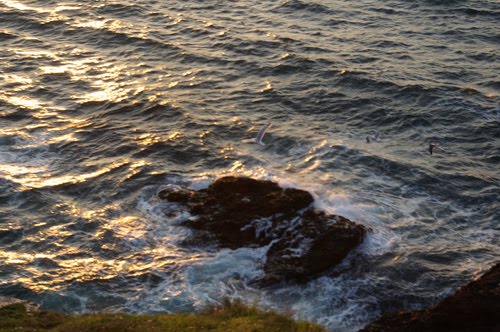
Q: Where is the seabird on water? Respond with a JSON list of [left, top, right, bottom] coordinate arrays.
[[366, 132, 381, 143], [429, 143, 438, 155]]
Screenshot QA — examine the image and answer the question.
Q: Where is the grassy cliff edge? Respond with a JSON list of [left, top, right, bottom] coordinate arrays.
[[0, 299, 327, 332]]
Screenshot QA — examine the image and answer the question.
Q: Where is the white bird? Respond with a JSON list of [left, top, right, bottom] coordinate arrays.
[[242, 123, 271, 146]]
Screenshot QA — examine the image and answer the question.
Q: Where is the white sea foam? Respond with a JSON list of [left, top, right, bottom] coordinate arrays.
[[159, 166, 398, 331], [187, 176, 213, 190], [186, 246, 268, 306], [134, 162, 403, 328], [252, 269, 388, 332], [240, 217, 273, 239], [139, 164, 487, 332], [136, 188, 193, 243], [286, 236, 313, 258], [225, 165, 398, 256]]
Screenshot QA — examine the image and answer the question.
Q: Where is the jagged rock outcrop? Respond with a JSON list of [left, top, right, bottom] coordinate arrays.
[[158, 176, 366, 285], [361, 262, 500, 332]]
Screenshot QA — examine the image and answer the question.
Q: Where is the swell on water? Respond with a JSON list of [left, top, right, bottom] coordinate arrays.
[[0, 0, 498, 331]]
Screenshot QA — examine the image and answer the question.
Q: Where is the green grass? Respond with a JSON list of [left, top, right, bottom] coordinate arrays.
[[0, 300, 327, 332]]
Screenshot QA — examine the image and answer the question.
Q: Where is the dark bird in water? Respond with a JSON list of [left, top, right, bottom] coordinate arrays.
[[429, 143, 438, 155], [366, 132, 381, 143]]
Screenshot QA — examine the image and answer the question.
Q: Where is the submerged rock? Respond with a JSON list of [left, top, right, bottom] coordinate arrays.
[[158, 176, 366, 285], [361, 262, 500, 332]]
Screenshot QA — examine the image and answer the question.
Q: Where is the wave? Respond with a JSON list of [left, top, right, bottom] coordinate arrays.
[[1, 0, 498, 331], [274, 0, 333, 15]]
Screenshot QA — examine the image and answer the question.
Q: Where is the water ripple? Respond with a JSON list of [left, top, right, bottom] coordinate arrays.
[[0, 0, 498, 331]]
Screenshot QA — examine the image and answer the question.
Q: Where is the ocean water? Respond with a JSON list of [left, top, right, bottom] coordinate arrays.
[[0, 0, 498, 330]]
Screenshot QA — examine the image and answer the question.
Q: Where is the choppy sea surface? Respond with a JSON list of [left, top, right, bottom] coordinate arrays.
[[0, 0, 498, 330]]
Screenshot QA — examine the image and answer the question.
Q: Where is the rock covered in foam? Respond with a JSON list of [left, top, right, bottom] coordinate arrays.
[[158, 176, 366, 285], [262, 210, 366, 285]]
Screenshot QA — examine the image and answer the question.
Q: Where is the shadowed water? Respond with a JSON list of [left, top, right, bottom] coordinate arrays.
[[0, 0, 498, 331]]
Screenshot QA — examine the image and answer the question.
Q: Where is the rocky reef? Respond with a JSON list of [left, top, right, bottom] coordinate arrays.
[[158, 176, 366, 285], [361, 262, 500, 332]]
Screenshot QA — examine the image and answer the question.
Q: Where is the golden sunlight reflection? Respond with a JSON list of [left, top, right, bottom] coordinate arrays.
[[39, 65, 71, 75], [0, 192, 195, 290], [46, 133, 78, 144], [54, 5, 81, 12], [219, 146, 233, 159], [198, 131, 211, 139], [297, 139, 329, 173], [1, 73, 33, 86], [14, 45, 140, 106], [0, 160, 148, 190], [167, 131, 183, 141], [121, 160, 149, 182], [39, 13, 66, 24], [1, 95, 42, 109], [13, 41, 145, 108], [230, 160, 244, 172], [103, 215, 147, 241], [47, 118, 93, 132], [32, 108, 59, 119], [229, 116, 242, 125], [0, 0, 66, 24], [172, 15, 183, 25], [135, 133, 163, 146], [0, 0, 33, 12], [71, 62, 138, 104], [133, 131, 184, 151], [75, 19, 107, 29], [79, 90, 115, 103], [0, 127, 30, 140], [41, 162, 124, 187], [13, 49, 55, 58], [300, 159, 322, 173], [308, 139, 329, 153], [198, 130, 211, 145], [73, 15, 150, 44], [260, 80, 273, 92]]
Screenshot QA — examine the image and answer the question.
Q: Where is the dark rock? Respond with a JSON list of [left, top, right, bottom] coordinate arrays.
[[158, 176, 366, 285], [361, 262, 500, 332], [180, 177, 316, 249], [158, 185, 193, 203], [264, 211, 366, 284]]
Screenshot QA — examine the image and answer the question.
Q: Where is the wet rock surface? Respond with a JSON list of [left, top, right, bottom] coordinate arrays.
[[158, 176, 366, 285], [361, 262, 500, 332]]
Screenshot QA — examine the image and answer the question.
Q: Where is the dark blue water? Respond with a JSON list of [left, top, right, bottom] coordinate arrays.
[[0, 0, 498, 330]]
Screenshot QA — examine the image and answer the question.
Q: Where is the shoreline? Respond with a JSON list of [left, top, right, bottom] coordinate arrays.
[[2, 262, 498, 331]]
